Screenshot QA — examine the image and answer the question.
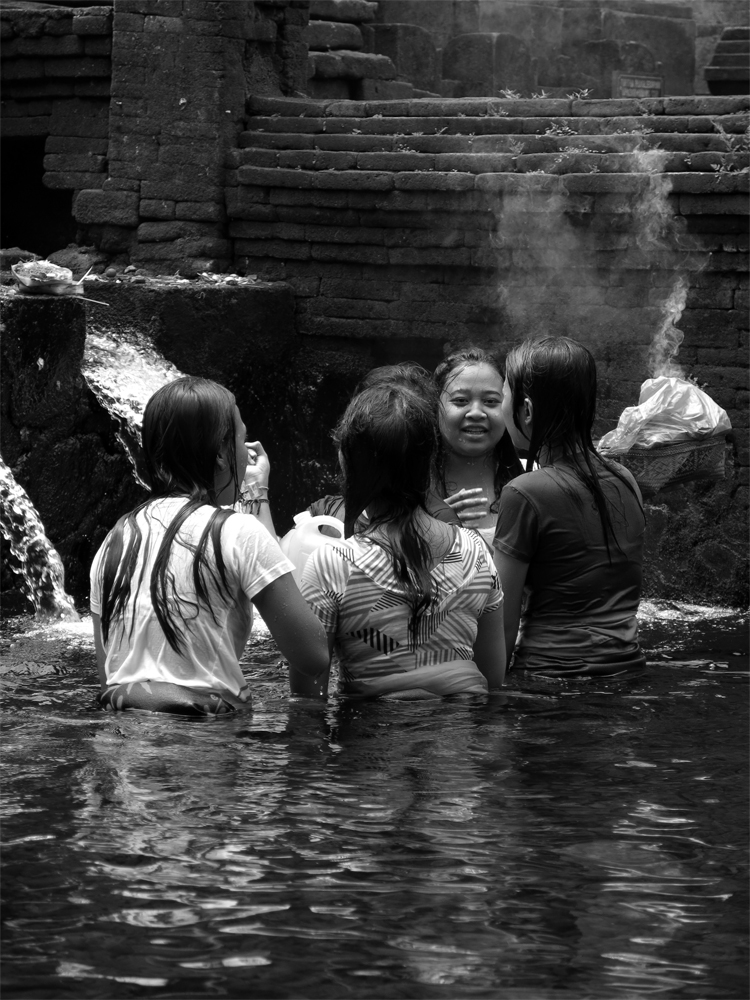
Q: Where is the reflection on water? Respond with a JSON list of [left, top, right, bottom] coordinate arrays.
[[1, 601, 747, 998]]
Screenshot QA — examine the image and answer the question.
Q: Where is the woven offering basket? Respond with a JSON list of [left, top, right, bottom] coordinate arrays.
[[608, 435, 728, 496]]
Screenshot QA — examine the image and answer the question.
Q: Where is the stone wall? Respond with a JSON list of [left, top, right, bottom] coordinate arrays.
[[1, 0, 310, 271], [0, 292, 145, 598], [1, 3, 113, 253], [373, 0, 698, 99], [71, 0, 309, 272], [0, 278, 329, 602], [227, 93, 749, 604]]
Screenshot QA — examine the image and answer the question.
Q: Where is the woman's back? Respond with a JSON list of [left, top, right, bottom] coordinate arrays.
[[496, 461, 646, 676], [91, 497, 291, 697], [301, 524, 502, 696], [497, 462, 644, 624]]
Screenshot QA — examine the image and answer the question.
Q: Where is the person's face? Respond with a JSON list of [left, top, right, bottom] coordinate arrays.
[[501, 377, 530, 452], [439, 363, 506, 460]]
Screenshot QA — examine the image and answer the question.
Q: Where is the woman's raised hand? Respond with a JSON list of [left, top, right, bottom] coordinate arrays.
[[243, 440, 270, 495], [443, 487, 489, 523]]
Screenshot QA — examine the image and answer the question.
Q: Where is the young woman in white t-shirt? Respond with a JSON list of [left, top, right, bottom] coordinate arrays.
[[90, 376, 328, 715]]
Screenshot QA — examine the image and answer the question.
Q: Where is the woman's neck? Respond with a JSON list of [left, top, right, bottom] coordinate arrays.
[[441, 450, 496, 488], [537, 443, 590, 468]]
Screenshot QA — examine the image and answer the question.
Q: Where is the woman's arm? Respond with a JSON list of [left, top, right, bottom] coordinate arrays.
[[288, 632, 335, 698], [472, 605, 506, 690], [91, 613, 108, 690], [494, 551, 529, 663], [239, 440, 277, 537], [252, 573, 331, 697]]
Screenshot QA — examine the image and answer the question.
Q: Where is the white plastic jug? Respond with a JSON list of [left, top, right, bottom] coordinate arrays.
[[279, 511, 345, 585]]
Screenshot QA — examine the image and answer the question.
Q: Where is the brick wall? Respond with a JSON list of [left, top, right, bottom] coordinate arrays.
[[69, 0, 309, 270], [228, 94, 747, 429], [1, 4, 113, 194], [226, 93, 749, 602]]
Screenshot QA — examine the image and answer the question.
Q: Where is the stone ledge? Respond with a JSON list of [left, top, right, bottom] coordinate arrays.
[[309, 0, 376, 24], [246, 95, 749, 121], [308, 49, 395, 80]]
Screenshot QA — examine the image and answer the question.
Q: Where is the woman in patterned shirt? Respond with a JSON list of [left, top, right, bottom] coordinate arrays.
[[298, 382, 506, 699]]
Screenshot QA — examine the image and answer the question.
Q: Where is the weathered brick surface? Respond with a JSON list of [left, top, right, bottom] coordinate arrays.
[[75, 189, 139, 226], [230, 100, 748, 579], [4, 22, 747, 599]]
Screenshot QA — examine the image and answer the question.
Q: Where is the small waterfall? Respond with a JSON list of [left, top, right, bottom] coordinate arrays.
[[0, 455, 79, 620], [82, 328, 184, 485], [2, 324, 183, 617]]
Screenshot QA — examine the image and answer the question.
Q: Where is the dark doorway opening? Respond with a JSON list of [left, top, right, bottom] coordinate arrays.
[[1, 137, 77, 257]]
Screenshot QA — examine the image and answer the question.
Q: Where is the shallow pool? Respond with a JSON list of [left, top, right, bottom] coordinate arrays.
[[1, 601, 747, 999]]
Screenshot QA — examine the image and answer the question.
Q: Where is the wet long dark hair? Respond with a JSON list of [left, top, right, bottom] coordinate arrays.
[[434, 347, 523, 507], [99, 377, 242, 655], [504, 337, 642, 556], [335, 384, 441, 646]]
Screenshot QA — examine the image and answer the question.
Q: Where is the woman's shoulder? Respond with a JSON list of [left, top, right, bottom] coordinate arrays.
[[500, 469, 548, 498], [454, 525, 495, 562], [307, 494, 345, 519]]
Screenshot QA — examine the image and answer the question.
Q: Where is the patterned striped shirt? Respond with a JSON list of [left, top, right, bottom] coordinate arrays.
[[300, 527, 502, 691]]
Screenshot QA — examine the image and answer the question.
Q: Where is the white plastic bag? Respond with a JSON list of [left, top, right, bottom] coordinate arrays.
[[598, 376, 732, 454]]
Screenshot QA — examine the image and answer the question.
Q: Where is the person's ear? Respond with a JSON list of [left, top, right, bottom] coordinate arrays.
[[215, 447, 229, 473], [521, 396, 533, 430]]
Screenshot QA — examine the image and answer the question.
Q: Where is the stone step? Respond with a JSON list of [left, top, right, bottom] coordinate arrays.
[[308, 49, 395, 80], [231, 164, 749, 196], [309, 0, 377, 23], [232, 146, 749, 175], [244, 112, 749, 138], [714, 40, 750, 54], [712, 51, 750, 66], [308, 19, 363, 52], [247, 94, 749, 120], [242, 130, 742, 155]]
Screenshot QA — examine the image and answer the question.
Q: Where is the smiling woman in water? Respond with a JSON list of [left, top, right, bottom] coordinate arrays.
[[432, 347, 523, 550]]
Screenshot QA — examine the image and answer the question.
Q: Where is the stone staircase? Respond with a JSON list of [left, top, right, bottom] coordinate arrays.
[[705, 25, 750, 96], [307, 0, 435, 101]]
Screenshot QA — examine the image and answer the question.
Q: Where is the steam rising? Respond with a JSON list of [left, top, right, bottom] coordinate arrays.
[[647, 275, 688, 379], [492, 141, 704, 379]]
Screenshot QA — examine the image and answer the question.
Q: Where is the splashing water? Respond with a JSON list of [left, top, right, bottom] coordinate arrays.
[[82, 329, 184, 485], [0, 455, 79, 620], [648, 275, 688, 378]]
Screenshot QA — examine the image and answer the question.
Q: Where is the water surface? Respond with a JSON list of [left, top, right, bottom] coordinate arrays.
[[1, 601, 747, 998]]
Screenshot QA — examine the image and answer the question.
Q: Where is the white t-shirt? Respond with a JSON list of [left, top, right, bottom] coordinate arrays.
[[90, 498, 293, 698]]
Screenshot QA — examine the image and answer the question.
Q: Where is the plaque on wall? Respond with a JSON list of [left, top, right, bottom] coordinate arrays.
[[613, 72, 664, 99]]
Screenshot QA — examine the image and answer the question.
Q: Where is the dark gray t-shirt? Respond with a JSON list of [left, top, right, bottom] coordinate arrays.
[[494, 462, 646, 676]]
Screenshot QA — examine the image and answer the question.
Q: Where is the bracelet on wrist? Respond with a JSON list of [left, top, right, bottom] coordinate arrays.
[[238, 493, 270, 515], [239, 485, 269, 501]]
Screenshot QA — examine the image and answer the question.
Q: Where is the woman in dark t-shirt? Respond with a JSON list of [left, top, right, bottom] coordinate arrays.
[[494, 337, 646, 677]]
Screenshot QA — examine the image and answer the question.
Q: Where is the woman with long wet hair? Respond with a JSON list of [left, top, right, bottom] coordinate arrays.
[[300, 382, 506, 699], [494, 337, 646, 677], [90, 376, 329, 714], [433, 347, 523, 549]]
